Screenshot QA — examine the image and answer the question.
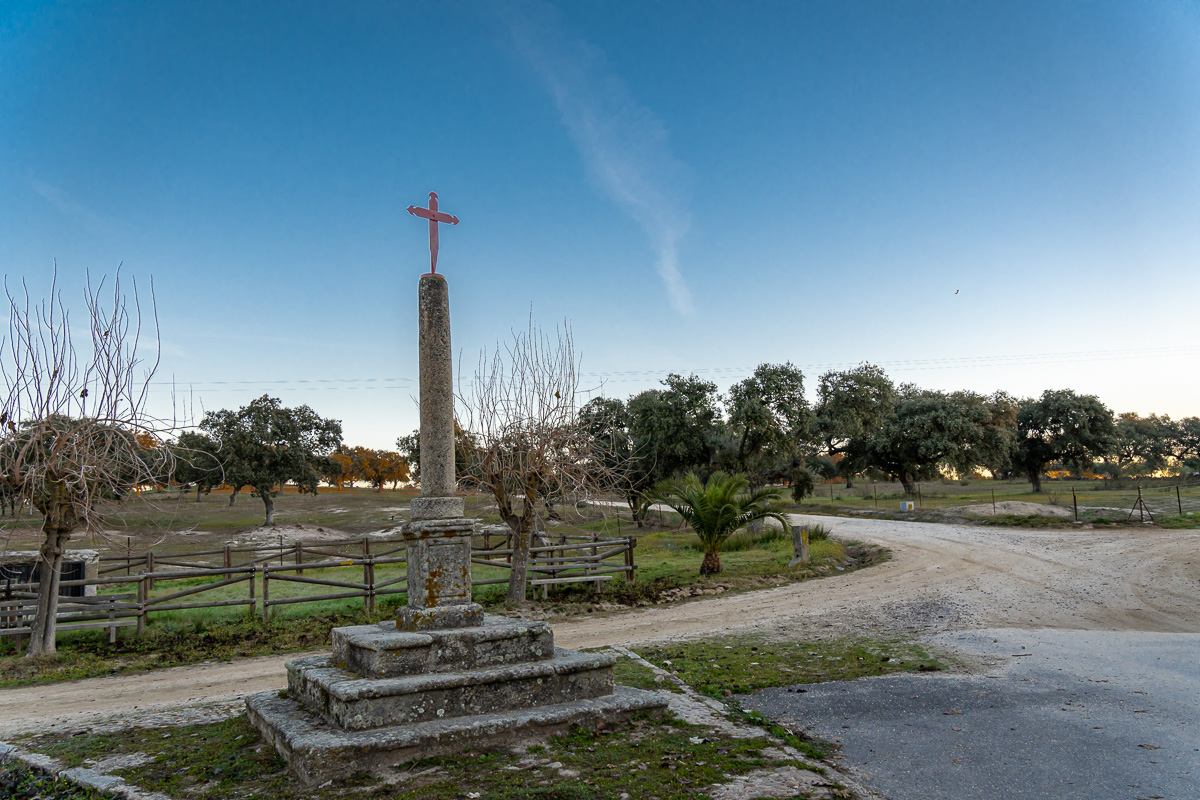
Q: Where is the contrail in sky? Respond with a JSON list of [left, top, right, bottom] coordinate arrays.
[[501, 1, 694, 314]]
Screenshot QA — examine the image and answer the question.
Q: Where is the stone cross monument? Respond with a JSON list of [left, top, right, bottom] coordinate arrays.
[[395, 271, 484, 631], [245, 192, 665, 785]]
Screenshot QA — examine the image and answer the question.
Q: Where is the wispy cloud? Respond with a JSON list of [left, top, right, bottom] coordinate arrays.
[[501, 2, 694, 314], [29, 179, 116, 236]]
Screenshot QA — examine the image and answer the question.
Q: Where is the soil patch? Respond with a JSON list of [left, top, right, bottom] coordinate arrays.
[[952, 501, 1071, 519]]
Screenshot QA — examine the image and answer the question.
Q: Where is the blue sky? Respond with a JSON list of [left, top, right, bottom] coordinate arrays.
[[3, 0, 1198, 448]]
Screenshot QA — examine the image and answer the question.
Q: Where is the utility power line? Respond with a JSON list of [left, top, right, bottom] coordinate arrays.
[[145, 344, 1200, 393]]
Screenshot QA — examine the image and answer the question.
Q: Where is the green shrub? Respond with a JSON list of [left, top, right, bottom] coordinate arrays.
[[790, 466, 816, 502], [805, 522, 831, 541]]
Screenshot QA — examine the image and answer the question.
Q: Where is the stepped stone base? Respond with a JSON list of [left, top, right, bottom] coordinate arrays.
[[247, 685, 666, 786], [289, 648, 615, 730], [248, 614, 669, 784]]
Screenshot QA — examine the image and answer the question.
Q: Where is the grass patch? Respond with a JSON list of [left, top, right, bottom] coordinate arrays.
[[0, 761, 114, 799], [22, 711, 814, 800], [1158, 512, 1200, 529], [608, 653, 682, 694], [978, 513, 1077, 528], [634, 635, 944, 700]]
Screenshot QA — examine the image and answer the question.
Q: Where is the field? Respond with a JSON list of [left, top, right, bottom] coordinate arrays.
[[777, 476, 1200, 525]]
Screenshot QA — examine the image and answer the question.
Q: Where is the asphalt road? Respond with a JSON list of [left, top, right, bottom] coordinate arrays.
[[743, 628, 1199, 800]]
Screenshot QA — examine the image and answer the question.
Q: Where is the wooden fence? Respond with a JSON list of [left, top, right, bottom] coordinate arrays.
[[1, 529, 635, 644]]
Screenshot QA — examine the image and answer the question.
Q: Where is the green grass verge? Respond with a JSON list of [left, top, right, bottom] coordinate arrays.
[[634, 635, 944, 699], [22, 711, 817, 800]]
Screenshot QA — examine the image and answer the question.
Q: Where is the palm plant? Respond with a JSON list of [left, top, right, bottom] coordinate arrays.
[[648, 471, 792, 575]]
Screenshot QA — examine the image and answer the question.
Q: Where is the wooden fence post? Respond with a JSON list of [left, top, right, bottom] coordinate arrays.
[[137, 574, 147, 635], [295, 542, 304, 575], [1178, 485, 1184, 516], [1073, 487, 1078, 522], [590, 533, 601, 595], [223, 545, 232, 569], [249, 565, 256, 616], [146, 551, 155, 590], [367, 557, 376, 614], [262, 567, 271, 623], [361, 536, 373, 612]]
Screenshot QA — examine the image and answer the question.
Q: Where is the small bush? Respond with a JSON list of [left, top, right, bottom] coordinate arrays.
[[808, 522, 830, 541], [717, 524, 790, 553], [790, 466, 816, 502]]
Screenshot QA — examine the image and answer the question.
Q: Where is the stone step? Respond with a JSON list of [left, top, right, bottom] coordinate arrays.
[[247, 685, 668, 786], [331, 615, 554, 678], [289, 648, 616, 731]]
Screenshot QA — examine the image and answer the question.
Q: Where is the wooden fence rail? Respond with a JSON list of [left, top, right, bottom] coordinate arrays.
[[2, 530, 635, 645]]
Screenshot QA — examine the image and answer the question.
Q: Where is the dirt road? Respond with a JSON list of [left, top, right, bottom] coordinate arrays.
[[2, 516, 1196, 736]]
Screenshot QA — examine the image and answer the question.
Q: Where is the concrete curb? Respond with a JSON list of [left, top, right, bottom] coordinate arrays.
[[0, 740, 174, 800]]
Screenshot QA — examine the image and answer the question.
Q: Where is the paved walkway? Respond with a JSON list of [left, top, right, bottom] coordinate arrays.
[[744, 628, 1200, 800]]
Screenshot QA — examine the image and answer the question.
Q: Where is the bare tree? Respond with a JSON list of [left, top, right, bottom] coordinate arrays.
[[458, 320, 621, 606], [0, 266, 170, 657]]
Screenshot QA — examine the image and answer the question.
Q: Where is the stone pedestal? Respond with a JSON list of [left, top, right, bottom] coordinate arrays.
[[246, 615, 665, 785], [396, 497, 483, 631]]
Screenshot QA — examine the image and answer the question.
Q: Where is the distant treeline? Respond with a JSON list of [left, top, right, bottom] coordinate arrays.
[[563, 363, 1197, 502]]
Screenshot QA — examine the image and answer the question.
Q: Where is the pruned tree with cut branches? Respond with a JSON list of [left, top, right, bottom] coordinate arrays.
[[458, 320, 624, 606], [0, 267, 171, 657]]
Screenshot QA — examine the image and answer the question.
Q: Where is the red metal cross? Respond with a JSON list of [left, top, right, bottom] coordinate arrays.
[[407, 192, 460, 274]]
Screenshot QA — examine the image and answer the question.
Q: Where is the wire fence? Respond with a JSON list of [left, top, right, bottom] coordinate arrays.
[[803, 478, 1200, 522]]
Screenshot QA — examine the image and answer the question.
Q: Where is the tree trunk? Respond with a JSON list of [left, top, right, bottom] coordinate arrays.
[[505, 514, 532, 606], [899, 475, 916, 495], [628, 494, 644, 528], [845, 476, 855, 489], [229, 485, 241, 506], [700, 548, 722, 576], [263, 493, 275, 525], [26, 528, 69, 657], [1028, 469, 1043, 493], [195, 484, 203, 502]]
